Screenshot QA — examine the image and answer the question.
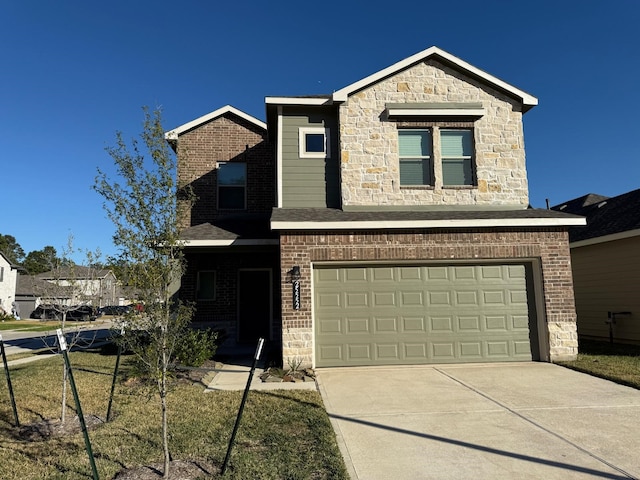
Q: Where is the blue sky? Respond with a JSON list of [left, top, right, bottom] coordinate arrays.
[[2, 1, 639, 262]]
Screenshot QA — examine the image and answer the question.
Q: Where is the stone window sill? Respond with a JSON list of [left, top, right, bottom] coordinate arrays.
[[400, 185, 435, 190]]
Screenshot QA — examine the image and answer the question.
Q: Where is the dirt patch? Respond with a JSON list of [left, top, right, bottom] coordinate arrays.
[[113, 459, 220, 479], [18, 414, 105, 441]]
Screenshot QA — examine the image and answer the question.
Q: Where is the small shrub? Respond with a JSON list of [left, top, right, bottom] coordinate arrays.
[[173, 328, 219, 367]]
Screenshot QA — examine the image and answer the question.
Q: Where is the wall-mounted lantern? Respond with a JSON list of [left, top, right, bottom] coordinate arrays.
[[288, 266, 301, 310]]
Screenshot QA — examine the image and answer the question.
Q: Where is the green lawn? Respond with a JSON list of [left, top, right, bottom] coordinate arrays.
[[0, 350, 348, 479], [0, 319, 104, 332], [558, 339, 640, 390]]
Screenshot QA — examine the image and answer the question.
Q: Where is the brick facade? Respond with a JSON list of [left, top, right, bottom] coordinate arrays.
[[176, 113, 275, 229], [279, 228, 578, 367]]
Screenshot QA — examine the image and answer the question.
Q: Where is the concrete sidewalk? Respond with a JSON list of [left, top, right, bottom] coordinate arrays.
[[317, 363, 640, 480], [204, 360, 318, 391]]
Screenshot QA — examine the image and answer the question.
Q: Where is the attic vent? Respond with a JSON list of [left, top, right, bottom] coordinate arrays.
[[597, 201, 607, 208]]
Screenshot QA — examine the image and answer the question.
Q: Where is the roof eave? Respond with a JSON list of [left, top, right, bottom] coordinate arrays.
[[332, 46, 538, 110], [272, 217, 586, 231], [164, 105, 267, 141]]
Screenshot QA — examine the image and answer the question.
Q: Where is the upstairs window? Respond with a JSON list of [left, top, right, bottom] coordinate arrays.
[[398, 129, 433, 186], [218, 162, 246, 210], [441, 129, 474, 186], [299, 127, 330, 159]]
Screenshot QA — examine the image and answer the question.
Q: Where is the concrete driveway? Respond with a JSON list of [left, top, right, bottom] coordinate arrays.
[[316, 363, 640, 479]]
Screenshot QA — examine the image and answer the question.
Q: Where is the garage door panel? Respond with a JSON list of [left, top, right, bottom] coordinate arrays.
[[375, 317, 398, 332], [459, 316, 481, 331], [373, 291, 396, 306], [401, 291, 424, 306], [319, 317, 342, 334], [346, 317, 369, 333], [315, 264, 535, 367], [348, 344, 371, 360], [402, 316, 426, 332]]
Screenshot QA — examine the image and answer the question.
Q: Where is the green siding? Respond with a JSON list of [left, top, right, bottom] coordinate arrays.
[[281, 107, 340, 208]]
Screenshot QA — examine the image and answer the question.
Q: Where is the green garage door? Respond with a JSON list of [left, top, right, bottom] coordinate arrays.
[[314, 264, 537, 367]]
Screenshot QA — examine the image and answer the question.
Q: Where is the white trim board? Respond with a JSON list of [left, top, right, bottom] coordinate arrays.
[[272, 217, 586, 230]]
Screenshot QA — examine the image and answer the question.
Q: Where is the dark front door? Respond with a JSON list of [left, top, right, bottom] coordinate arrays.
[[238, 269, 272, 343]]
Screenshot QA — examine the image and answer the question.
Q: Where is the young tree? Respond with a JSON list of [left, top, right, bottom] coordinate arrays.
[[34, 237, 103, 424], [94, 107, 193, 478]]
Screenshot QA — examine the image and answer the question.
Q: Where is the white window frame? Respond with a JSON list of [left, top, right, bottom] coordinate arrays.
[[440, 128, 475, 187], [196, 271, 216, 301], [398, 128, 433, 186], [299, 127, 331, 159]]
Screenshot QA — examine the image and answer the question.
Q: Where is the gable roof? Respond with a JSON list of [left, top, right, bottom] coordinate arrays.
[[266, 46, 538, 111], [165, 105, 266, 143], [0, 251, 22, 270], [36, 266, 114, 281], [552, 189, 640, 245]]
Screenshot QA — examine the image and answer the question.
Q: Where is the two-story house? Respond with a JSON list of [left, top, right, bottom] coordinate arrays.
[[167, 46, 585, 368]]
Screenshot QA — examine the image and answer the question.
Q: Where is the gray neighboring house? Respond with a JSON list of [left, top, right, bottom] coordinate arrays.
[[15, 267, 120, 318], [35, 267, 119, 307], [553, 189, 640, 343], [15, 274, 60, 318]]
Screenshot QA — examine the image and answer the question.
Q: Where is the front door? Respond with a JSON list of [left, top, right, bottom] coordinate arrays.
[[238, 269, 272, 343]]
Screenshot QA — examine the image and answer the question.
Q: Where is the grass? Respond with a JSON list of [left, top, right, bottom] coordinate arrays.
[[0, 319, 107, 332], [558, 339, 640, 390], [0, 350, 348, 479]]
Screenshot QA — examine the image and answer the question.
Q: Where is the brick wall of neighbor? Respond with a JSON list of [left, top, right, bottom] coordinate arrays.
[[176, 113, 275, 228], [339, 59, 529, 207], [279, 229, 577, 367]]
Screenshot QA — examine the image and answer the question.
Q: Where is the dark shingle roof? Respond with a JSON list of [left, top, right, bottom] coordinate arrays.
[[180, 214, 277, 242], [552, 189, 640, 242]]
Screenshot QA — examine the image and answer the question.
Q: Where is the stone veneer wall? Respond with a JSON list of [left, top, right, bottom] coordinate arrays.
[[339, 59, 529, 207], [279, 229, 578, 367]]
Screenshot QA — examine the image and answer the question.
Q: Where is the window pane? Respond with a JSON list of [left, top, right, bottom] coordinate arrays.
[[197, 272, 215, 300], [442, 159, 472, 185], [441, 130, 472, 156], [400, 159, 431, 185], [218, 163, 246, 186], [219, 186, 245, 209], [305, 133, 325, 153], [399, 130, 432, 156]]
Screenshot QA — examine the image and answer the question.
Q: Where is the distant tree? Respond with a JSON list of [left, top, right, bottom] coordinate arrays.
[[94, 107, 195, 479], [23, 246, 60, 274], [0, 234, 25, 264]]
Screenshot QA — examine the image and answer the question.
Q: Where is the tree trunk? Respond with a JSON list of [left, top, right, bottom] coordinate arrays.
[[161, 339, 170, 478]]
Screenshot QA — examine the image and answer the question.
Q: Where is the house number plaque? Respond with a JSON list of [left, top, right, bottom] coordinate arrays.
[[292, 280, 301, 310]]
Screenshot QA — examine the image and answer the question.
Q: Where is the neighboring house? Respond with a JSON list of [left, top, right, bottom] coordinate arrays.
[[552, 189, 640, 343], [14, 274, 62, 318], [167, 46, 585, 367], [35, 267, 119, 307], [0, 251, 21, 315]]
